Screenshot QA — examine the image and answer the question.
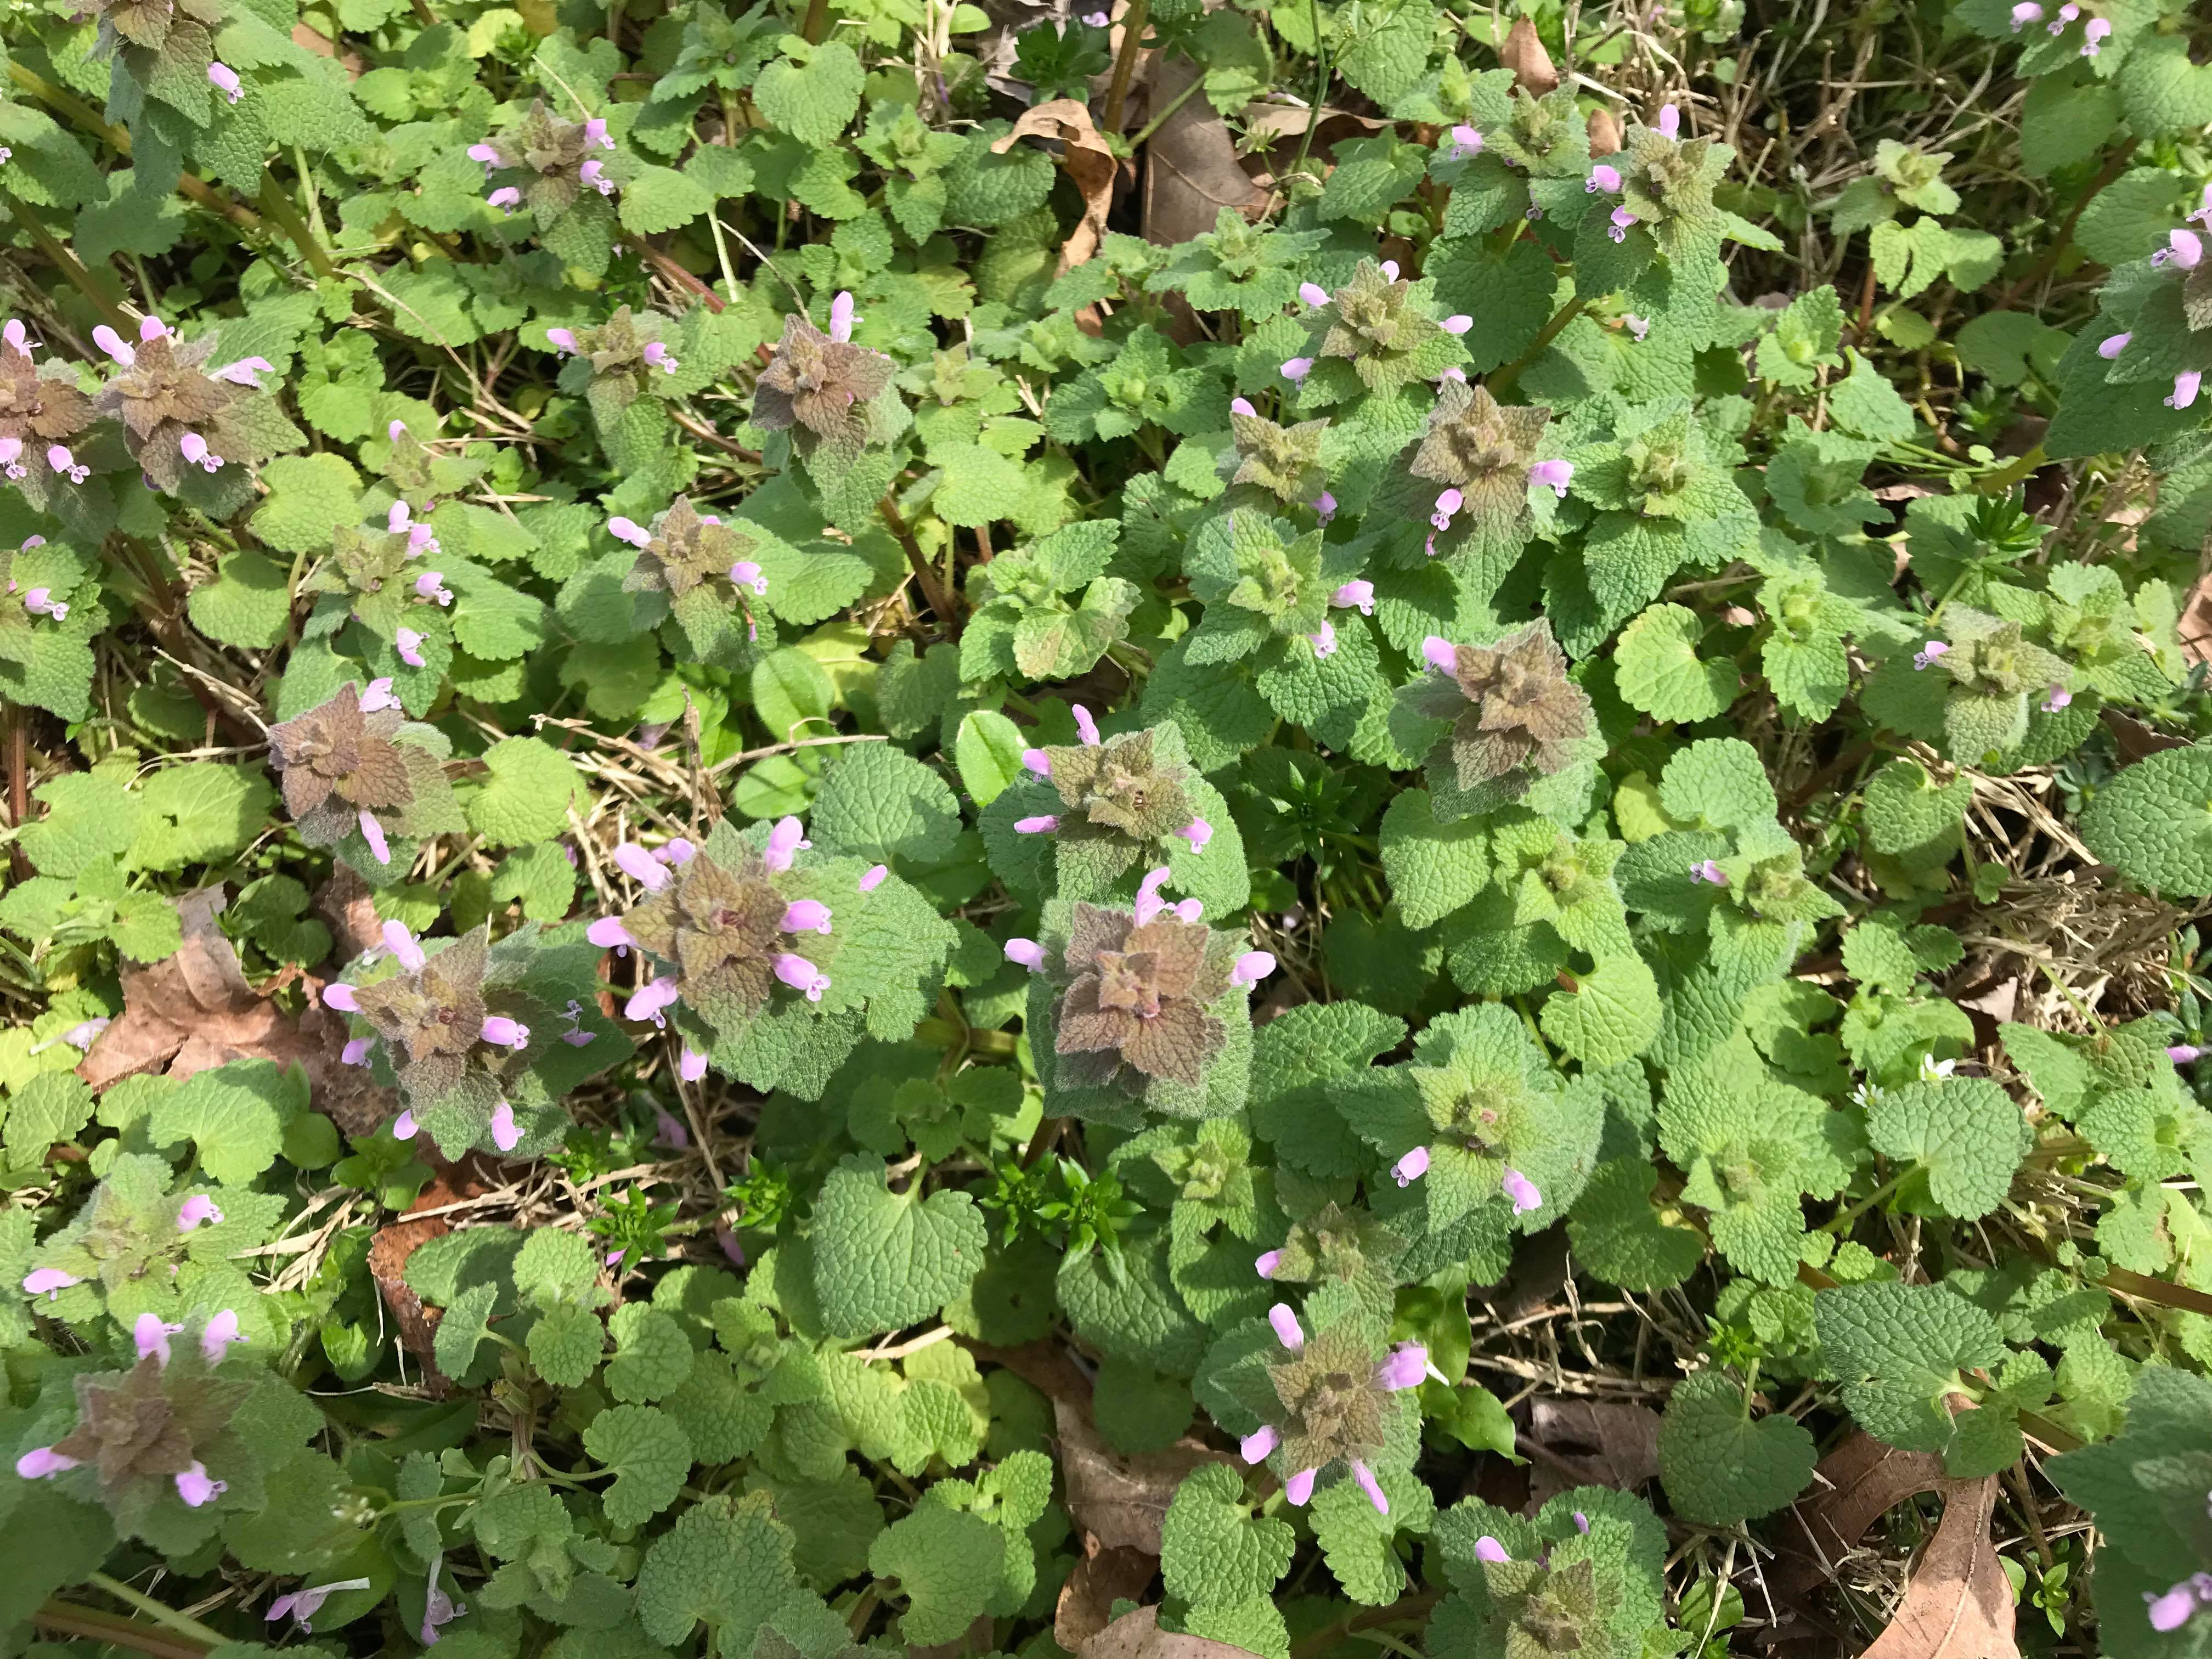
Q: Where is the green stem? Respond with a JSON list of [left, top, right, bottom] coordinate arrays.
[[1127, 74, 1204, 150], [1487, 296, 1586, 395], [800, 0, 830, 42], [84, 1573, 230, 1650], [254, 176, 338, 279], [1822, 1170, 1903, 1235], [0, 188, 131, 331], [1101, 0, 1150, 134], [1291, 0, 1328, 179], [35, 1601, 212, 1659]]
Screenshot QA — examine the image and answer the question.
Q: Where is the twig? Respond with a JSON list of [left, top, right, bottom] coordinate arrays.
[[0, 188, 131, 331], [703, 731, 889, 778], [877, 494, 961, 636], [36, 1601, 211, 1659], [84, 1573, 229, 1649]]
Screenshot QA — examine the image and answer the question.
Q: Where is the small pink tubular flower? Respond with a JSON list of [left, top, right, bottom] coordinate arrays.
[[859, 864, 888, 892], [1255, 1249, 1282, 1279], [47, 445, 87, 483], [1587, 164, 1622, 193], [1173, 898, 1204, 923], [322, 981, 360, 1013], [781, 899, 833, 935], [1313, 490, 1337, 522], [587, 916, 634, 956], [2167, 370, 2202, 410], [24, 1267, 80, 1299], [1380, 259, 1401, 283], [1240, 1424, 1279, 1463], [1474, 1536, 1510, 1564], [1331, 579, 1374, 614], [1281, 357, 1314, 382], [266, 1580, 373, 1633], [200, 1309, 244, 1364], [2156, 230, 2204, 271], [136, 1312, 184, 1365], [1267, 1303, 1305, 1352], [207, 61, 242, 103], [1656, 104, 1681, 139], [1180, 818, 1214, 852], [1441, 314, 1473, 335], [179, 432, 224, 473], [1299, 282, 1331, 308], [643, 341, 679, 374], [2010, 1, 2042, 25], [415, 571, 455, 606], [625, 977, 681, 1027], [774, 953, 831, 1001], [1, 319, 30, 354], [2042, 683, 2073, 713], [59, 1017, 109, 1049], [341, 1037, 372, 1065], [468, 143, 501, 168], [654, 1106, 690, 1149], [1529, 458, 1573, 497], [1447, 125, 1482, 159], [1501, 1167, 1543, 1214], [1913, 639, 1949, 670], [481, 1016, 529, 1049], [680, 1047, 708, 1082], [487, 187, 521, 212], [2146, 1578, 2212, 1633], [560, 1000, 595, 1047], [546, 328, 579, 355], [210, 355, 275, 387], [16, 1446, 78, 1479], [585, 117, 615, 151], [1135, 866, 1173, 924], [1392, 1145, 1431, 1187], [1691, 860, 1727, 885], [1421, 635, 1458, 674], [1376, 1342, 1428, 1391], [392, 1110, 418, 1140], [763, 816, 811, 871], [579, 160, 614, 196], [0, 438, 22, 479], [612, 842, 674, 891], [2169, 1044, 2203, 1064], [2193, 184, 2212, 227], [1308, 619, 1338, 659], [1014, 815, 1060, 834], [177, 1194, 225, 1230], [1285, 1468, 1317, 1505], [23, 589, 66, 621], [829, 291, 859, 343], [489, 1101, 521, 1152], [381, 919, 427, 973], [2048, 1, 2079, 31], [394, 628, 427, 669], [1229, 397, 1257, 417], [2081, 16, 2109, 53], [1231, 951, 1276, 987], [1005, 938, 1047, 970], [1073, 703, 1102, 746], [1431, 487, 1464, 532], [1624, 314, 1652, 341], [1351, 1460, 1389, 1516], [1607, 206, 1639, 243], [1022, 748, 1052, 777], [608, 515, 653, 548], [91, 324, 137, 366], [729, 560, 768, 596], [2098, 332, 2131, 358]]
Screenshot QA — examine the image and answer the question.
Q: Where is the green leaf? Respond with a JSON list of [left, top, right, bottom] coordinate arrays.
[[634, 1497, 802, 1649], [953, 710, 1027, 806], [619, 165, 714, 235], [868, 1503, 1006, 1644], [466, 737, 583, 848], [582, 1402, 694, 1527], [2080, 746, 2212, 895], [1816, 1280, 2011, 1468], [250, 453, 365, 554], [811, 1156, 988, 1339], [1614, 604, 1739, 723], [147, 1059, 302, 1184], [754, 42, 864, 146], [1161, 1463, 1296, 1607], [1540, 953, 1661, 1066], [127, 764, 277, 873], [1863, 1077, 2030, 1220], [605, 1303, 697, 1403], [1657, 1370, 1816, 1525], [187, 550, 292, 648], [808, 742, 962, 865], [1378, 789, 1488, 931]]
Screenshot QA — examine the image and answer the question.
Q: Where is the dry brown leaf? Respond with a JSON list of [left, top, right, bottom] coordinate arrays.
[[1081, 1604, 1265, 1658], [1057, 1534, 1159, 1651], [964, 1336, 1098, 1407], [1776, 1432, 2019, 1659], [80, 888, 394, 1136], [1238, 102, 1388, 145], [1141, 58, 1268, 250], [1497, 16, 1560, 97], [315, 866, 386, 960], [994, 99, 1120, 274], [1587, 106, 1623, 158], [1523, 1397, 1661, 1508], [365, 1153, 508, 1386], [1054, 1395, 1232, 1554]]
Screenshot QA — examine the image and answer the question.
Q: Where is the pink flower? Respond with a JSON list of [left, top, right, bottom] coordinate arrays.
[[585, 117, 614, 151], [47, 445, 87, 483], [1241, 1424, 1279, 1463], [1376, 1342, 1428, 1391], [1231, 951, 1276, 987], [625, 977, 681, 1027], [488, 187, 521, 212], [1380, 260, 1401, 283], [643, 341, 679, 374], [1135, 866, 1173, 924], [207, 61, 242, 103], [1441, 314, 1473, 335], [23, 1266, 80, 1300], [729, 559, 767, 595], [2155, 230, 2204, 271], [613, 842, 673, 891], [2047, 1, 2079, 31], [356, 807, 387, 865], [1308, 619, 1338, 659], [829, 291, 860, 343], [717, 1223, 745, 1266], [654, 1106, 690, 1149], [341, 1037, 372, 1065], [1, 319, 31, 354], [414, 571, 454, 606], [421, 1549, 465, 1645], [175, 1463, 227, 1506], [764, 816, 811, 871], [201, 1309, 244, 1364], [2169, 1045, 2203, 1064], [1229, 397, 1259, 419], [2192, 184, 2212, 227], [1351, 1459, 1389, 1515], [395, 628, 426, 668], [2010, 1, 2042, 25], [608, 515, 652, 548], [680, 1047, 708, 1082], [1173, 898, 1203, 923], [210, 356, 275, 387], [16, 1446, 78, 1479], [579, 160, 614, 196], [1005, 938, 1046, 970], [177, 1194, 225, 1230], [1267, 1303, 1305, 1352], [392, 1110, 418, 1139], [1530, 458, 1573, 496], [2099, 332, 2131, 358], [546, 328, 578, 354], [1607, 206, 1639, 243], [1179, 818, 1213, 852], [1913, 639, 1949, 670], [2042, 684, 2073, 713], [1691, 860, 1727, 885], [781, 899, 832, 934], [1587, 164, 1622, 193], [2147, 1578, 2211, 1633], [91, 324, 137, 366], [859, 864, 888, 891], [2168, 370, 2202, 410], [136, 1312, 184, 1365], [1281, 357, 1314, 382], [1431, 487, 1464, 531], [1422, 635, 1458, 674], [1073, 703, 1102, 745], [1656, 104, 1681, 139], [323, 981, 359, 1012], [57, 1016, 104, 1049], [1285, 1468, 1317, 1505], [23, 589, 66, 621], [1014, 815, 1060, 833], [1624, 314, 1651, 341], [489, 1100, 520, 1152], [1474, 1536, 1510, 1564], [382, 919, 427, 972], [774, 953, 830, 1001], [481, 1015, 529, 1048], [559, 1000, 595, 1046], [266, 1580, 372, 1633], [1392, 1146, 1430, 1187], [1255, 1250, 1282, 1279], [1022, 748, 1052, 776], [468, 143, 501, 168], [1299, 283, 1330, 308], [2081, 16, 2109, 53], [179, 432, 224, 473], [1447, 125, 1482, 159], [1331, 579, 1373, 614], [1313, 490, 1337, 522], [1501, 1167, 1542, 1214], [0, 439, 22, 479]]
